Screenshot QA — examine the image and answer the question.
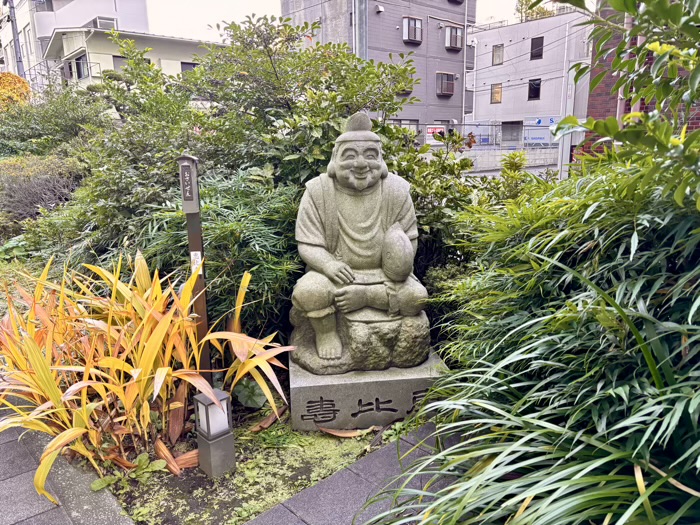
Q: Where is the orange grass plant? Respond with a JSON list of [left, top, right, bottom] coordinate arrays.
[[0, 253, 290, 502]]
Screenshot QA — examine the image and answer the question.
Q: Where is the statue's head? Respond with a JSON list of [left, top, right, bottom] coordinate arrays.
[[327, 112, 388, 192]]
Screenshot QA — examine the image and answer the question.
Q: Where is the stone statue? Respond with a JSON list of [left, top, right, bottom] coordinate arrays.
[[290, 112, 430, 375]]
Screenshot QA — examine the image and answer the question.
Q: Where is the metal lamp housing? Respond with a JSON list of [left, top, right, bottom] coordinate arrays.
[[194, 389, 232, 441]]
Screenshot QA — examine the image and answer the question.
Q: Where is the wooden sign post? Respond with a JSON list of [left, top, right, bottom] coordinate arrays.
[[177, 155, 212, 385]]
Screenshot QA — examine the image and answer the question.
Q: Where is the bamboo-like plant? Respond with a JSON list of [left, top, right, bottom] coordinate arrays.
[[0, 253, 290, 502]]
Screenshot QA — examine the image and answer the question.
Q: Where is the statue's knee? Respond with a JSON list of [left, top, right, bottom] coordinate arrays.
[[292, 273, 335, 313], [397, 280, 428, 317]]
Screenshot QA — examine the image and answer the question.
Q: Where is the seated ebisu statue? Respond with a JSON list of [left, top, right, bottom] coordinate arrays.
[[290, 112, 430, 375]]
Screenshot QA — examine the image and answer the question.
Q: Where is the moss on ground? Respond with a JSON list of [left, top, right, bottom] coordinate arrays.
[[114, 412, 381, 525]]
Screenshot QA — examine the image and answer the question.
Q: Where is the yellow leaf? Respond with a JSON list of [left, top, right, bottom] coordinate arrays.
[[34, 450, 60, 504], [133, 251, 152, 294], [232, 272, 252, 333], [40, 428, 87, 462], [152, 367, 171, 402]]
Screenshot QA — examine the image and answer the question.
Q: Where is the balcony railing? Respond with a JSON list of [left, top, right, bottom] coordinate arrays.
[[24, 58, 102, 91]]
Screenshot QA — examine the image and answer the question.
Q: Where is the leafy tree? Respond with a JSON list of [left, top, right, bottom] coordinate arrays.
[[515, 0, 554, 22], [0, 72, 30, 110], [186, 16, 417, 182], [28, 18, 417, 334]]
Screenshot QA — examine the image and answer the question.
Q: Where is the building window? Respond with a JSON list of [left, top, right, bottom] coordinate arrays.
[[531, 36, 544, 60], [34, 0, 54, 12], [436, 73, 455, 96], [388, 119, 419, 133], [23, 26, 33, 62], [445, 26, 463, 50], [403, 17, 423, 44], [74, 54, 89, 79], [492, 44, 504, 65], [502, 121, 523, 142], [528, 79, 541, 100], [181, 62, 198, 72], [491, 83, 502, 104], [113, 56, 128, 70]]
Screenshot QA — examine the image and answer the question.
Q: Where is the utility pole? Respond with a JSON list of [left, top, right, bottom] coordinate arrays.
[[4, 0, 25, 78], [353, 0, 368, 60]]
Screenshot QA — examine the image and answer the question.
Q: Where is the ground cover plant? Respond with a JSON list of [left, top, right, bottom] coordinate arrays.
[[364, 0, 700, 522], [111, 409, 377, 525]]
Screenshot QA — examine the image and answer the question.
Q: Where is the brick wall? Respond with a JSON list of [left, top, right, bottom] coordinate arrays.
[[583, 13, 699, 154]]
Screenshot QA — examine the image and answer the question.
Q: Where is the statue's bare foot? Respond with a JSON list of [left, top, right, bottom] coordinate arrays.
[[335, 285, 368, 313], [316, 331, 343, 359]]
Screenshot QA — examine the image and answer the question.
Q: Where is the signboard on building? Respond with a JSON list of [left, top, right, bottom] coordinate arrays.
[[426, 125, 446, 145], [524, 116, 561, 146]]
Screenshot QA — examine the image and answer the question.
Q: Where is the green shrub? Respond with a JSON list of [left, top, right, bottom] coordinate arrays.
[[26, 19, 418, 335], [0, 155, 85, 241], [0, 84, 109, 157], [366, 0, 700, 520], [27, 169, 302, 336]]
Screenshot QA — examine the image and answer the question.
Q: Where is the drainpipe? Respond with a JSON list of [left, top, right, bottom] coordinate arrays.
[[616, 13, 633, 124], [5, 0, 26, 78], [557, 22, 570, 178], [460, 0, 469, 127], [471, 37, 478, 122], [631, 34, 646, 114]]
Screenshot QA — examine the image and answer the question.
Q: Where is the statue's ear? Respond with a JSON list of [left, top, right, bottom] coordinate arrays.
[[327, 145, 339, 178], [380, 161, 389, 179]]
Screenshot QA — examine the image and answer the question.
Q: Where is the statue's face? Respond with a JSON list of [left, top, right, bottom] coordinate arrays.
[[334, 141, 383, 192]]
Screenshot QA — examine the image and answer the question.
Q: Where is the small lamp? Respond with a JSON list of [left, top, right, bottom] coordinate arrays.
[[194, 389, 236, 477]]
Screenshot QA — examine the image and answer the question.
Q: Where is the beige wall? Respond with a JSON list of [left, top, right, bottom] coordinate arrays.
[[76, 31, 204, 78]]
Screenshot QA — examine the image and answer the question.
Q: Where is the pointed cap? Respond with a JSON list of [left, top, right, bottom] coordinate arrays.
[[335, 112, 381, 143]]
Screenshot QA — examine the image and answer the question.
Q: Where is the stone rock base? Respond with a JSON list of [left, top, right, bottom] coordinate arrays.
[[290, 353, 446, 431], [290, 307, 430, 375]]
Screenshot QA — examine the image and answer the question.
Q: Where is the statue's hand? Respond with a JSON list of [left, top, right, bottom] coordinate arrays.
[[323, 260, 355, 285], [335, 285, 368, 313]]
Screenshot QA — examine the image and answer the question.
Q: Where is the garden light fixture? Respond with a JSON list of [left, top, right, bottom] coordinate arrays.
[[194, 389, 236, 477]]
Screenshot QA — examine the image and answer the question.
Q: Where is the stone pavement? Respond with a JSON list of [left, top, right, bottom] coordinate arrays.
[[1, 406, 444, 525], [0, 406, 132, 525], [248, 424, 441, 525]]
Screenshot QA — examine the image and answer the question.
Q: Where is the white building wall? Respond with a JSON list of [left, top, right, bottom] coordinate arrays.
[[81, 31, 205, 78], [466, 11, 591, 125]]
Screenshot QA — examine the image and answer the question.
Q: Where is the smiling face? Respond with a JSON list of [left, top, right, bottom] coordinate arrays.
[[334, 141, 384, 192]]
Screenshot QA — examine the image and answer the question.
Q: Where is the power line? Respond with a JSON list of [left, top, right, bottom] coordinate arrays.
[[471, 14, 589, 60], [281, 0, 332, 18], [467, 24, 590, 75]]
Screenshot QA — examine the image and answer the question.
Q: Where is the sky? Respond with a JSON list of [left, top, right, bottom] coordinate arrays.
[[212, 0, 523, 26]]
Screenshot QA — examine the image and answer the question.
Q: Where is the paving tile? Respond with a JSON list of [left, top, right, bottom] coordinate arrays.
[[285, 469, 384, 525], [13, 508, 72, 525], [403, 422, 464, 452], [348, 440, 428, 487], [0, 440, 37, 481], [0, 471, 57, 525], [0, 427, 19, 445], [401, 422, 437, 450], [248, 505, 308, 525]]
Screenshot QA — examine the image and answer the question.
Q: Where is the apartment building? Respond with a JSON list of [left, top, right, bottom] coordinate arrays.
[[281, 0, 477, 132], [0, 0, 231, 89], [464, 9, 591, 149]]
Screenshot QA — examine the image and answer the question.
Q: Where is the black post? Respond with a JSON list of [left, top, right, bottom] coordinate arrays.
[[5, 0, 26, 78], [177, 155, 212, 385]]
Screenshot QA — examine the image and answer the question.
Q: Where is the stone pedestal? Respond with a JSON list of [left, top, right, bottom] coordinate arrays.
[[290, 307, 431, 375], [290, 353, 446, 431]]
